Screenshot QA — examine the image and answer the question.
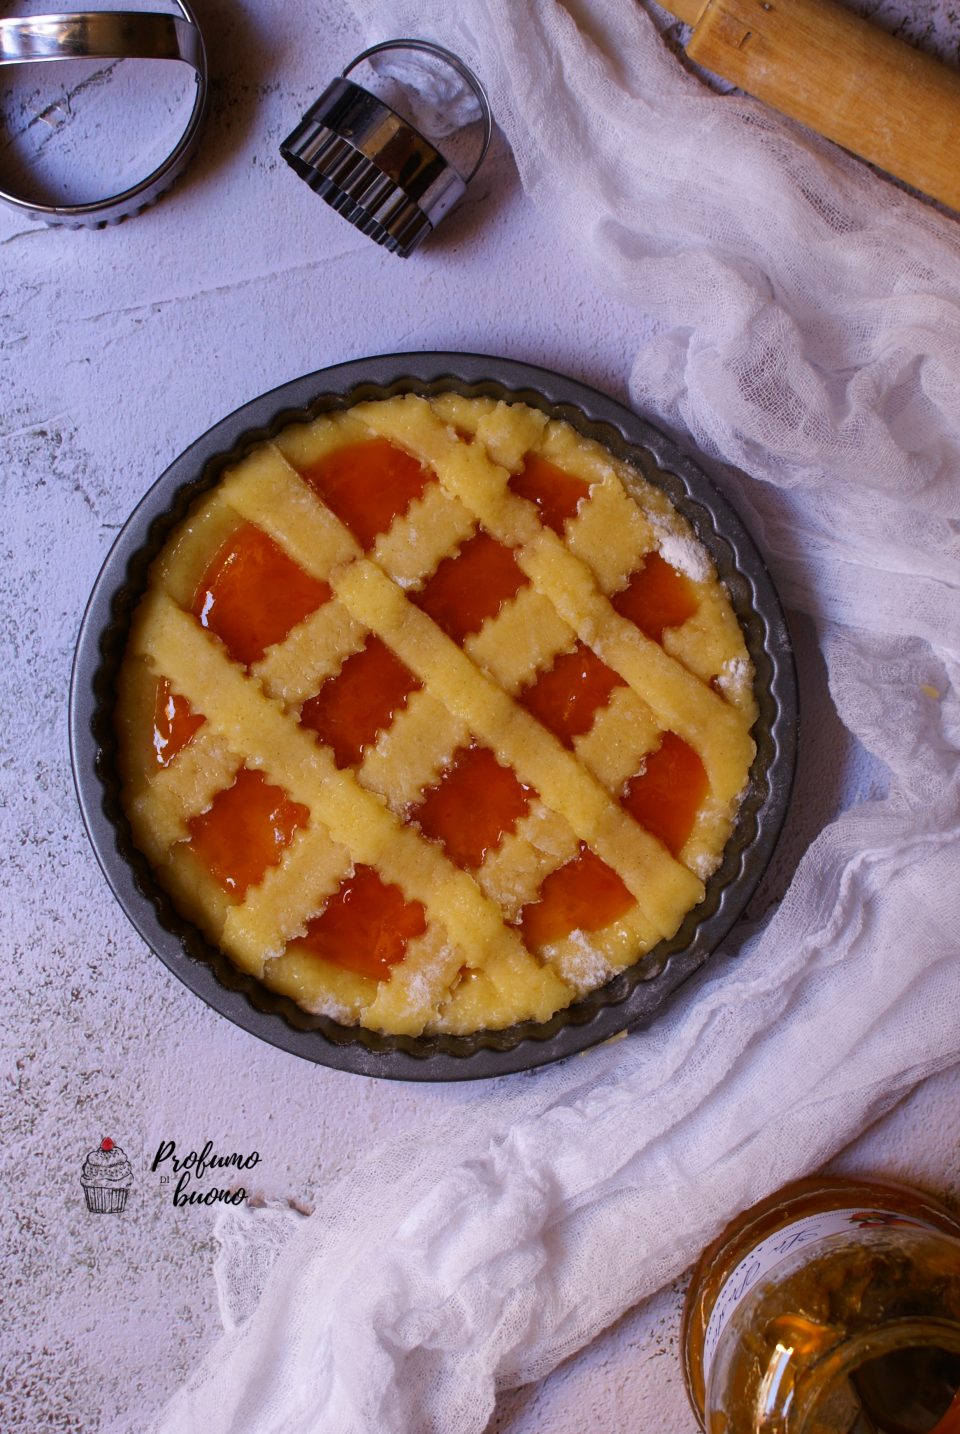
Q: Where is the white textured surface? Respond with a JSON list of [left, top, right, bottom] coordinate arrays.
[[2, 1, 958, 1430]]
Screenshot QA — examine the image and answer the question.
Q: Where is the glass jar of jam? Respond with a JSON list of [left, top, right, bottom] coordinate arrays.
[[682, 1176, 960, 1433]]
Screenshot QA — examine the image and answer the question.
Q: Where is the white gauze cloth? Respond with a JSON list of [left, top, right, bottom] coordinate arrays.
[[156, 3, 960, 1430]]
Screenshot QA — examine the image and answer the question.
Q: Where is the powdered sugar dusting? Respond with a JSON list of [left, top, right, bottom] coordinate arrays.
[[304, 996, 354, 1023], [558, 929, 616, 995], [650, 518, 713, 582], [398, 953, 448, 1014], [716, 655, 752, 702], [393, 943, 463, 1027], [690, 850, 720, 880]]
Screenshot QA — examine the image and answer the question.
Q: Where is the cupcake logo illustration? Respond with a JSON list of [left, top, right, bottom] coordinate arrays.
[[80, 1137, 133, 1214]]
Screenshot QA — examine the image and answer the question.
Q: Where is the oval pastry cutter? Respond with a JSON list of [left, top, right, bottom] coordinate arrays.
[[280, 38, 493, 257]]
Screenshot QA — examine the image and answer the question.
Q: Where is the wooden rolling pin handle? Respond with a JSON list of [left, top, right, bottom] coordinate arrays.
[[660, 0, 960, 212]]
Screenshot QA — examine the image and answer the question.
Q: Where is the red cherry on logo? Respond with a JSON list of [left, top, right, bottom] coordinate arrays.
[[101, 1137, 114, 1152]]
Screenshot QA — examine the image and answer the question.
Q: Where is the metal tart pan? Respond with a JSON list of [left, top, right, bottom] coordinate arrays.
[[70, 353, 797, 1081]]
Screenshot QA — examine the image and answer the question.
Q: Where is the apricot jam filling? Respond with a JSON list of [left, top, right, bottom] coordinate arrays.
[[299, 636, 421, 768], [153, 678, 204, 768], [413, 530, 529, 643], [519, 845, 636, 951], [193, 522, 331, 667], [612, 551, 698, 643], [508, 453, 590, 535], [296, 865, 427, 980], [412, 744, 534, 871], [519, 641, 626, 748], [187, 768, 309, 899], [298, 438, 434, 550], [622, 732, 709, 857]]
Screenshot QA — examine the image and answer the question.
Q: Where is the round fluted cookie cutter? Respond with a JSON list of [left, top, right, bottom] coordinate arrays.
[[280, 38, 493, 257], [0, 5, 208, 227]]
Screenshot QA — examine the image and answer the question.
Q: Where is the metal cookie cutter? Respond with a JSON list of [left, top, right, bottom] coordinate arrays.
[[0, 5, 208, 227], [280, 38, 493, 258]]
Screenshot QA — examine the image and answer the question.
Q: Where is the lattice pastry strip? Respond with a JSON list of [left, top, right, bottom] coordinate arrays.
[[434, 947, 572, 1036], [524, 413, 662, 589], [219, 443, 360, 579], [221, 828, 354, 977], [432, 391, 549, 469], [252, 602, 366, 709], [181, 436, 699, 939], [589, 802, 696, 935], [379, 827, 574, 1029], [353, 395, 542, 538], [127, 724, 241, 865], [523, 527, 753, 793], [271, 408, 380, 471], [133, 592, 545, 983], [459, 399, 753, 712], [564, 478, 657, 593], [508, 422, 757, 717], [572, 685, 661, 795], [331, 558, 702, 943], [374, 820, 520, 961], [353, 396, 751, 802], [358, 689, 471, 814], [362, 924, 467, 1037], [447, 940, 573, 1032], [463, 584, 574, 694], [434, 966, 513, 1035], [680, 803, 741, 881], [663, 592, 755, 709], [370, 480, 476, 591], [474, 801, 581, 923]]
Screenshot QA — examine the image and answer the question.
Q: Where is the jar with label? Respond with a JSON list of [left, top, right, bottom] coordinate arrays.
[[682, 1176, 960, 1433]]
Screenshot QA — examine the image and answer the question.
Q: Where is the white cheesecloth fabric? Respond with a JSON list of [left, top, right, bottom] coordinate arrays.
[[155, 2, 960, 1430]]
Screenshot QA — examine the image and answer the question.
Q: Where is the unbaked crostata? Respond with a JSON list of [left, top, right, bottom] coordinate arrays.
[[116, 394, 757, 1037]]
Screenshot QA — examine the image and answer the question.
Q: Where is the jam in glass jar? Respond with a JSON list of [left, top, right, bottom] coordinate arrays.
[[683, 1176, 960, 1433]]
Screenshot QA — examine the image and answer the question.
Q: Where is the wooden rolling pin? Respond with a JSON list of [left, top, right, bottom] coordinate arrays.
[[659, 0, 960, 211]]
